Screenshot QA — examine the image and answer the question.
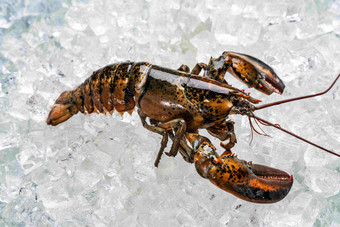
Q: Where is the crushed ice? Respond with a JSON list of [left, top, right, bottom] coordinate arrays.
[[0, 0, 340, 225]]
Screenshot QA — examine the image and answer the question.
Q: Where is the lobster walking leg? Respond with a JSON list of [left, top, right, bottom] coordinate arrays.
[[177, 65, 190, 73], [138, 110, 190, 166], [207, 120, 237, 150], [138, 110, 169, 167], [166, 119, 186, 157], [167, 131, 193, 163], [142, 116, 187, 157], [177, 63, 207, 75]]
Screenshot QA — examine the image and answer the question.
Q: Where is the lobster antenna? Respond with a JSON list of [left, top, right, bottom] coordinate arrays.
[[252, 115, 340, 158], [255, 74, 340, 110]]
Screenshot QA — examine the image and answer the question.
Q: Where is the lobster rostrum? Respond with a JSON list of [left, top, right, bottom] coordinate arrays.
[[47, 51, 340, 203]]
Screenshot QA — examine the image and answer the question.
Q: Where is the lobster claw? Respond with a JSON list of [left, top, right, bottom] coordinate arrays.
[[188, 134, 293, 203], [222, 52, 285, 95]]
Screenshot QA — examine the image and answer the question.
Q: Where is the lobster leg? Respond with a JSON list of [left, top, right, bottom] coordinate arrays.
[[168, 131, 194, 163], [177, 65, 190, 73], [178, 63, 207, 75], [152, 119, 186, 157], [207, 120, 237, 150], [138, 110, 190, 166], [145, 118, 186, 157], [138, 110, 169, 167], [186, 133, 293, 203]]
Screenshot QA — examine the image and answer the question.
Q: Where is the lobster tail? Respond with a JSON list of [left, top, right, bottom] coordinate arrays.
[[47, 62, 151, 126], [46, 90, 79, 126]]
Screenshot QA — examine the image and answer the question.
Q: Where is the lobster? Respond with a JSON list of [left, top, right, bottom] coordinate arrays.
[[46, 51, 340, 203]]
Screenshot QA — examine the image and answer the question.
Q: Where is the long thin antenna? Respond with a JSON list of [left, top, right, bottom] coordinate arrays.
[[252, 115, 340, 158], [255, 74, 340, 110]]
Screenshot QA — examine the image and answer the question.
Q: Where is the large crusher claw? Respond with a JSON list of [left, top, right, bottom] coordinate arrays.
[[187, 134, 293, 203]]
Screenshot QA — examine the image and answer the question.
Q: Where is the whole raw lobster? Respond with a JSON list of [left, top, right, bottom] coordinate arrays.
[[46, 52, 339, 203]]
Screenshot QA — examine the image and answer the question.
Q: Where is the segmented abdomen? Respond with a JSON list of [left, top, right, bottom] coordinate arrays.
[[71, 62, 151, 114]]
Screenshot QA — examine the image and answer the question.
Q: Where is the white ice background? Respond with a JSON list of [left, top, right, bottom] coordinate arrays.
[[1, 0, 340, 226]]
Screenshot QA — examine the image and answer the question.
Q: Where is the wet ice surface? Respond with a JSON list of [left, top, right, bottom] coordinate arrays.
[[1, 0, 340, 226]]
